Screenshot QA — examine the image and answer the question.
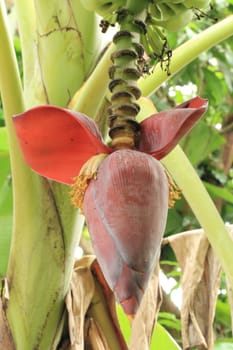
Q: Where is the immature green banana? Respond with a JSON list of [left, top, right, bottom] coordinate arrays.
[[148, 0, 210, 30], [149, 2, 188, 21], [80, 0, 210, 35], [145, 25, 167, 57], [82, 0, 211, 71], [150, 7, 194, 31], [184, 0, 210, 8], [80, 0, 124, 17], [80, 0, 210, 74]]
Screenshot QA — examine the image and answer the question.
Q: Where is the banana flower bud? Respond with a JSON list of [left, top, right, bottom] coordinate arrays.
[[13, 96, 208, 315]]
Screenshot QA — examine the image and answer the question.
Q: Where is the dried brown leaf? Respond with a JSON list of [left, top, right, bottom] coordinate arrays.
[[129, 263, 162, 350], [85, 318, 110, 350], [0, 298, 15, 349], [66, 256, 96, 350], [66, 256, 128, 350], [164, 230, 221, 350]]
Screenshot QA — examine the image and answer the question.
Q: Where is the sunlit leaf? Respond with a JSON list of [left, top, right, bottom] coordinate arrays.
[[117, 307, 182, 349], [158, 312, 181, 331], [151, 323, 181, 350], [214, 340, 233, 350], [116, 305, 131, 343]]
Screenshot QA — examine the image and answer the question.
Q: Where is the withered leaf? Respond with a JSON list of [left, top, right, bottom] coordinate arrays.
[[0, 298, 15, 350], [66, 256, 96, 350], [85, 318, 110, 350], [66, 256, 128, 350], [164, 230, 221, 350], [129, 262, 162, 350]]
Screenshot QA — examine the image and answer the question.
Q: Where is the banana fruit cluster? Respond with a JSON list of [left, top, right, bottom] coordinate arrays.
[[148, 0, 210, 31], [81, 0, 210, 28], [145, 0, 210, 64], [80, 0, 124, 17], [81, 0, 210, 67]]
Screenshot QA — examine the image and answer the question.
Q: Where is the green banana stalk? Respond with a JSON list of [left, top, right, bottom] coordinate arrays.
[[17, 0, 102, 108], [14, 0, 43, 108], [1, 1, 97, 349]]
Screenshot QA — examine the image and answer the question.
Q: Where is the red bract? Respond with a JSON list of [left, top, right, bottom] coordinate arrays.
[[13, 105, 110, 184], [13, 96, 208, 315], [139, 97, 208, 159], [13, 97, 208, 184], [83, 150, 168, 315]]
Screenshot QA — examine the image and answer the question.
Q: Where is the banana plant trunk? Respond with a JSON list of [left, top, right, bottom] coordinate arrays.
[[0, 1, 101, 349]]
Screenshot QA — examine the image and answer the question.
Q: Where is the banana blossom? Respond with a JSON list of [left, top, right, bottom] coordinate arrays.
[[12, 96, 208, 316]]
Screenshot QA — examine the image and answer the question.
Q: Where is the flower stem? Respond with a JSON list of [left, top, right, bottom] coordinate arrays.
[[107, 8, 147, 150], [139, 15, 233, 96]]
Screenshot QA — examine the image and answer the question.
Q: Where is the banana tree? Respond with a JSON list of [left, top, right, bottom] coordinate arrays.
[[0, 0, 233, 349]]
